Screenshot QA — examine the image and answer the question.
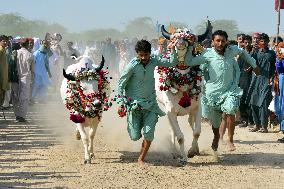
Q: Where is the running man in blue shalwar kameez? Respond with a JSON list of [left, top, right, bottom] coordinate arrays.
[[117, 40, 178, 164], [185, 30, 260, 151]]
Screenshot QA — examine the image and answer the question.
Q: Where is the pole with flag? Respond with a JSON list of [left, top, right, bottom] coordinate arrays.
[[156, 20, 161, 38], [275, 0, 284, 97], [275, 0, 284, 44]]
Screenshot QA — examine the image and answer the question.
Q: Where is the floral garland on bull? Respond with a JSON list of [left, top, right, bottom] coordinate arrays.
[[157, 39, 204, 108], [65, 68, 112, 123]]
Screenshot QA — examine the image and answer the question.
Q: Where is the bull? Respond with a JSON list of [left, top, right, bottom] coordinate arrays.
[[60, 53, 111, 164], [155, 21, 212, 165]]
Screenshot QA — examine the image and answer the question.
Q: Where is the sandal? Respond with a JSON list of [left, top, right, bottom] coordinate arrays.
[[249, 126, 260, 132], [277, 137, 284, 143], [257, 128, 268, 133]]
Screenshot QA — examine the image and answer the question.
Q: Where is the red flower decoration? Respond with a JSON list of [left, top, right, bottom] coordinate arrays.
[[118, 105, 127, 117], [178, 92, 191, 108], [70, 113, 85, 123]]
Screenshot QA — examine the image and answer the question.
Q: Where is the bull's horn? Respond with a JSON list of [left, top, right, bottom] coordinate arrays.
[[70, 53, 78, 60], [161, 25, 171, 40], [197, 20, 212, 42], [95, 55, 105, 72], [63, 69, 76, 81]]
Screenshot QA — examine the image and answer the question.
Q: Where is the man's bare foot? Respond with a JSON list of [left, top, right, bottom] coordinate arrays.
[[219, 137, 226, 145], [138, 159, 145, 165], [227, 142, 236, 151]]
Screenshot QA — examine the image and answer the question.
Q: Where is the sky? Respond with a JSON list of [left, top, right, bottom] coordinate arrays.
[[1, 0, 284, 35]]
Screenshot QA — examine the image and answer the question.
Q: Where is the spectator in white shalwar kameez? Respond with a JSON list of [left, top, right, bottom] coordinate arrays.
[[11, 38, 34, 122]]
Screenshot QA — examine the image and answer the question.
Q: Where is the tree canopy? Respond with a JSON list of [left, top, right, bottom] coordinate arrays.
[[0, 13, 245, 42], [195, 19, 243, 40]]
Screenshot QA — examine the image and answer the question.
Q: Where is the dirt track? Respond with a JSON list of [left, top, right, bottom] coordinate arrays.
[[0, 93, 283, 189]]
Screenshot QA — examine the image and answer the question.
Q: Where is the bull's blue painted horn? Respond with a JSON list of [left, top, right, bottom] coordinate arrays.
[[197, 20, 212, 42], [95, 55, 105, 72], [161, 25, 171, 40], [63, 69, 76, 81]]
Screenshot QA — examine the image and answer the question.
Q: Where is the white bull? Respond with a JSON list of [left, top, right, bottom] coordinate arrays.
[[155, 21, 212, 164], [60, 55, 111, 164]]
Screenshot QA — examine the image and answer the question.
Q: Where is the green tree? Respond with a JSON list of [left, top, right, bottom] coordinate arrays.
[[0, 13, 27, 36], [82, 28, 122, 41], [123, 17, 156, 39], [0, 13, 68, 39], [195, 19, 243, 40]]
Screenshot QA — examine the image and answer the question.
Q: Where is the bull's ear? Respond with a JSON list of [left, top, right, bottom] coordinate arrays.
[[63, 69, 67, 77], [197, 20, 212, 42], [63, 69, 76, 81]]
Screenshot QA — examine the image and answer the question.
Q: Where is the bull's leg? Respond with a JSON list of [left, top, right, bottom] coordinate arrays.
[[75, 127, 81, 140], [170, 127, 179, 159], [76, 124, 91, 164], [187, 108, 201, 158], [88, 125, 98, 159], [167, 112, 187, 164]]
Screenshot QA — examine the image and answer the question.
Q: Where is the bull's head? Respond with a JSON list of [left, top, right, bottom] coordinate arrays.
[[161, 20, 212, 44], [161, 21, 212, 63], [63, 55, 105, 81], [63, 55, 106, 97]]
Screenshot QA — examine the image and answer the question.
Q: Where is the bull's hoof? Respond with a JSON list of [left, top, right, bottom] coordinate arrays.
[[84, 159, 91, 164], [172, 153, 182, 160], [90, 153, 95, 159], [76, 131, 81, 140], [75, 131, 81, 140], [187, 148, 200, 158], [213, 151, 219, 162], [178, 158, 187, 167]]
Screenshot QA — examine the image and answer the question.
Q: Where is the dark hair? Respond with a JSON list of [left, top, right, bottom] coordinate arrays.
[[0, 35, 9, 41], [20, 38, 29, 48], [237, 33, 246, 38], [228, 40, 238, 46], [273, 36, 283, 43], [12, 43, 21, 51], [244, 35, 252, 42], [135, 39, 151, 53], [212, 30, 228, 40], [259, 33, 269, 42]]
